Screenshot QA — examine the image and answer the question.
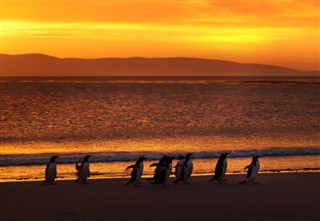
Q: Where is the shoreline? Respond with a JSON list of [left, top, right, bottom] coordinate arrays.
[[1, 169, 320, 183], [0, 172, 319, 221], [1, 155, 319, 183]]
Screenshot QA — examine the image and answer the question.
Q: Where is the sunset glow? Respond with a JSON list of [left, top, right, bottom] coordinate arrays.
[[1, 0, 319, 70]]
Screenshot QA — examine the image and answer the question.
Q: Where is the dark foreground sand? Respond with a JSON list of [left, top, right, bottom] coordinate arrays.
[[0, 173, 319, 221]]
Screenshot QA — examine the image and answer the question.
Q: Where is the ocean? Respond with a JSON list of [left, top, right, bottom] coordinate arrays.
[[0, 76, 319, 182]]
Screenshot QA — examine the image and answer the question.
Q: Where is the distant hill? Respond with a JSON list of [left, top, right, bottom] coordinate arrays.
[[1, 53, 319, 76]]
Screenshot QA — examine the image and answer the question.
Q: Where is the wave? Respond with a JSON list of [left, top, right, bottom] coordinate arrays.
[[0, 147, 319, 166]]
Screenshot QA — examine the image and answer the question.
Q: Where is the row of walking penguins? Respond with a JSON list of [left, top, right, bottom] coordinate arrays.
[[44, 152, 261, 186]]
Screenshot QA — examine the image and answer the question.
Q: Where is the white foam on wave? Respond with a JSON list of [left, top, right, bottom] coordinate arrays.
[[0, 147, 319, 166]]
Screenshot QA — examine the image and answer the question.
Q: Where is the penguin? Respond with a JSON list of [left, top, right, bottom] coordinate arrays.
[[208, 151, 231, 183], [239, 155, 261, 184], [44, 156, 59, 184], [76, 155, 92, 183], [125, 156, 146, 186], [174, 155, 185, 182], [183, 153, 193, 184], [157, 156, 174, 187], [146, 155, 168, 182], [174, 153, 193, 184]]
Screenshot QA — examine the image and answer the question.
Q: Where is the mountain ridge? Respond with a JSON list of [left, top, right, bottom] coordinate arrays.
[[1, 53, 319, 76]]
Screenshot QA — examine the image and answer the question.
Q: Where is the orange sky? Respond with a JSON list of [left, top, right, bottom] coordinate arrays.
[[1, 0, 319, 71]]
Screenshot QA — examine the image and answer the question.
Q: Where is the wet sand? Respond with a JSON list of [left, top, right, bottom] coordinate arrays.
[[0, 173, 319, 221]]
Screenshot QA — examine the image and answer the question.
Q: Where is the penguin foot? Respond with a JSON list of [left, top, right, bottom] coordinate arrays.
[[218, 179, 228, 183], [80, 181, 89, 184], [244, 180, 255, 185], [48, 182, 57, 185], [238, 180, 247, 184]]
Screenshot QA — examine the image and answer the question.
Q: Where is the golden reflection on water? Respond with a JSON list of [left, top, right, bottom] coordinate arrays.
[[1, 80, 319, 181], [1, 134, 318, 155]]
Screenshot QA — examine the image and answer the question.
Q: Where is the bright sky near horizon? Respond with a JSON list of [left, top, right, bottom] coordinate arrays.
[[0, 0, 319, 71]]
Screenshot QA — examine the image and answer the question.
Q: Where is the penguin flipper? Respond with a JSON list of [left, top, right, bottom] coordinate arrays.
[[76, 164, 81, 171], [126, 165, 136, 170], [244, 164, 252, 170], [150, 163, 159, 167]]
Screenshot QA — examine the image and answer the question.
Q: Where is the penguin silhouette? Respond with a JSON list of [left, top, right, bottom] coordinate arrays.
[[239, 155, 261, 184], [125, 156, 146, 186], [76, 155, 92, 183], [174, 155, 185, 182], [146, 155, 168, 183], [174, 153, 193, 184], [157, 156, 174, 187], [208, 151, 231, 183], [183, 153, 193, 184], [44, 156, 59, 184]]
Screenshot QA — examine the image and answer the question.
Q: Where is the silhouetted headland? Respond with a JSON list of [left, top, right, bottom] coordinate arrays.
[[1, 53, 319, 76]]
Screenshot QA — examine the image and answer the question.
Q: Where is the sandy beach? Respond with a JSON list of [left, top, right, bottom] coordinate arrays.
[[0, 172, 319, 221]]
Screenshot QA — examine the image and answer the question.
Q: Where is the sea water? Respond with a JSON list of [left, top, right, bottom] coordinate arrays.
[[0, 76, 319, 181]]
